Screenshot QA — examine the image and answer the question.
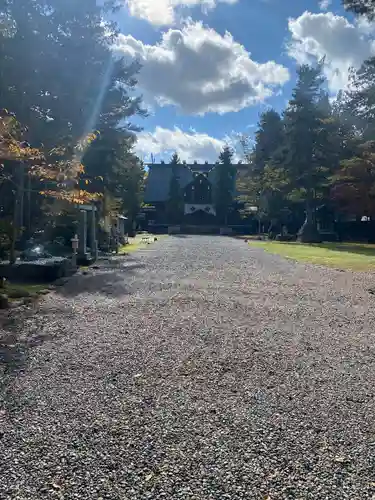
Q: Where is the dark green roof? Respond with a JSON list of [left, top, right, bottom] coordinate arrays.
[[144, 162, 248, 203]]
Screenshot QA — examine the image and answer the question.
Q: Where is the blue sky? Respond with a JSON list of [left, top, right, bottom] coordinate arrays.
[[112, 0, 374, 162]]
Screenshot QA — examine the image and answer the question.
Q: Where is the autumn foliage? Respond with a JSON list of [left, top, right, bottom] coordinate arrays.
[[0, 109, 41, 162], [0, 109, 102, 205], [0, 0, 145, 257]]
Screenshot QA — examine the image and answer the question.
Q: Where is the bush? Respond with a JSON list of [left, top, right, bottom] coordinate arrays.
[[268, 231, 278, 240], [298, 221, 322, 243], [0, 220, 11, 260], [319, 231, 339, 242], [6, 287, 31, 299], [0, 293, 9, 309], [275, 233, 297, 242]]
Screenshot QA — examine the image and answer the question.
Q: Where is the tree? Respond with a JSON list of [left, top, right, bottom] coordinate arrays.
[[238, 64, 362, 239], [215, 146, 236, 225], [0, 110, 101, 261], [236, 61, 375, 241], [166, 153, 183, 224], [0, 109, 43, 262], [331, 141, 375, 218], [281, 63, 331, 242], [80, 125, 145, 240], [343, 0, 375, 19], [344, 58, 375, 141], [253, 110, 284, 175], [0, 0, 145, 253], [0, 0, 144, 166], [0, 0, 138, 148], [242, 110, 286, 225], [328, 57, 375, 219], [331, 90, 360, 161]]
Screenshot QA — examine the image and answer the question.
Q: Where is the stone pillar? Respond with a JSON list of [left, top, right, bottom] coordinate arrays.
[[118, 218, 125, 239], [78, 209, 87, 256], [91, 206, 98, 260]]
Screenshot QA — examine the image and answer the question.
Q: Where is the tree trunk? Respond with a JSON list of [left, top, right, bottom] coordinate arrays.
[[298, 198, 321, 243], [10, 163, 23, 264], [10, 191, 18, 265]]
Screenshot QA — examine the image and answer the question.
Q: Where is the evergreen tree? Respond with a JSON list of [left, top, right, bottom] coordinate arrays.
[[0, 0, 144, 147], [82, 128, 145, 226], [344, 58, 375, 140], [0, 0, 145, 251], [331, 141, 375, 218], [166, 153, 183, 224], [215, 146, 236, 225], [237, 64, 375, 239], [238, 66, 363, 238], [343, 0, 375, 19], [243, 110, 286, 223], [281, 63, 329, 242], [329, 65, 375, 219], [331, 90, 360, 160], [253, 110, 284, 175]]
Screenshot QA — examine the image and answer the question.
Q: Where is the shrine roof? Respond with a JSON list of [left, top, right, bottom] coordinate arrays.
[[144, 162, 247, 203]]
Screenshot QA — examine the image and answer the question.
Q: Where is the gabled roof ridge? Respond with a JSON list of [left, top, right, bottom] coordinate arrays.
[[148, 162, 218, 173], [186, 164, 217, 174]]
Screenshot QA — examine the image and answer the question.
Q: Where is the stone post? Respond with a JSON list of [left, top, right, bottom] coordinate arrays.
[[91, 205, 98, 261], [71, 234, 79, 268], [79, 209, 87, 257], [119, 217, 125, 239]]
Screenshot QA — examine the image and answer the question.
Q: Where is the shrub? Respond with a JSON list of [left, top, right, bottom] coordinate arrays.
[[0, 220, 11, 260], [268, 231, 278, 240], [319, 231, 339, 242], [275, 233, 297, 242]]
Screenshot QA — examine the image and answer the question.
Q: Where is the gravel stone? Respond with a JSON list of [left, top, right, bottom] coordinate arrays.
[[1, 235, 375, 499]]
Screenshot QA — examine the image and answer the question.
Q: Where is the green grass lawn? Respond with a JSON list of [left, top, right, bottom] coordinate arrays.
[[118, 242, 141, 254], [248, 241, 375, 271], [1, 282, 48, 300], [118, 233, 162, 255]]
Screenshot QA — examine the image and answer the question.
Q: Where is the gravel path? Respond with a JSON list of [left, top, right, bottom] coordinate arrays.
[[1, 235, 375, 499]]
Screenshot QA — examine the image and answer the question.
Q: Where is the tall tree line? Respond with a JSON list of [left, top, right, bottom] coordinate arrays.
[[241, 52, 375, 241], [0, 0, 145, 253], [343, 0, 375, 18]]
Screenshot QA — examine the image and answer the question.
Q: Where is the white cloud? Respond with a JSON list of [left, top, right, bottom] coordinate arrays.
[[288, 11, 375, 92], [115, 22, 290, 115], [135, 126, 242, 163], [125, 0, 237, 26], [355, 16, 375, 35], [319, 0, 331, 11]]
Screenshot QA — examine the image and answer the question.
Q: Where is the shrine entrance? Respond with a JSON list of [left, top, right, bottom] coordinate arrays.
[[184, 207, 216, 225], [183, 173, 216, 225]]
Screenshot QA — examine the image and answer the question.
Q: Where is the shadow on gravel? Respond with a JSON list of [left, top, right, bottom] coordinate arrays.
[[0, 316, 57, 390], [54, 260, 146, 298], [0, 316, 24, 379], [0, 257, 146, 384]]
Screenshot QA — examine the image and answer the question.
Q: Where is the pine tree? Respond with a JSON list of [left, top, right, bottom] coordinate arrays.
[[0, 0, 144, 148], [82, 128, 145, 226], [282, 63, 328, 242], [0, 0, 145, 248], [244, 110, 285, 221], [344, 58, 375, 141], [331, 141, 375, 218], [253, 110, 284, 175], [343, 0, 375, 19], [215, 146, 236, 225], [166, 153, 183, 224]]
